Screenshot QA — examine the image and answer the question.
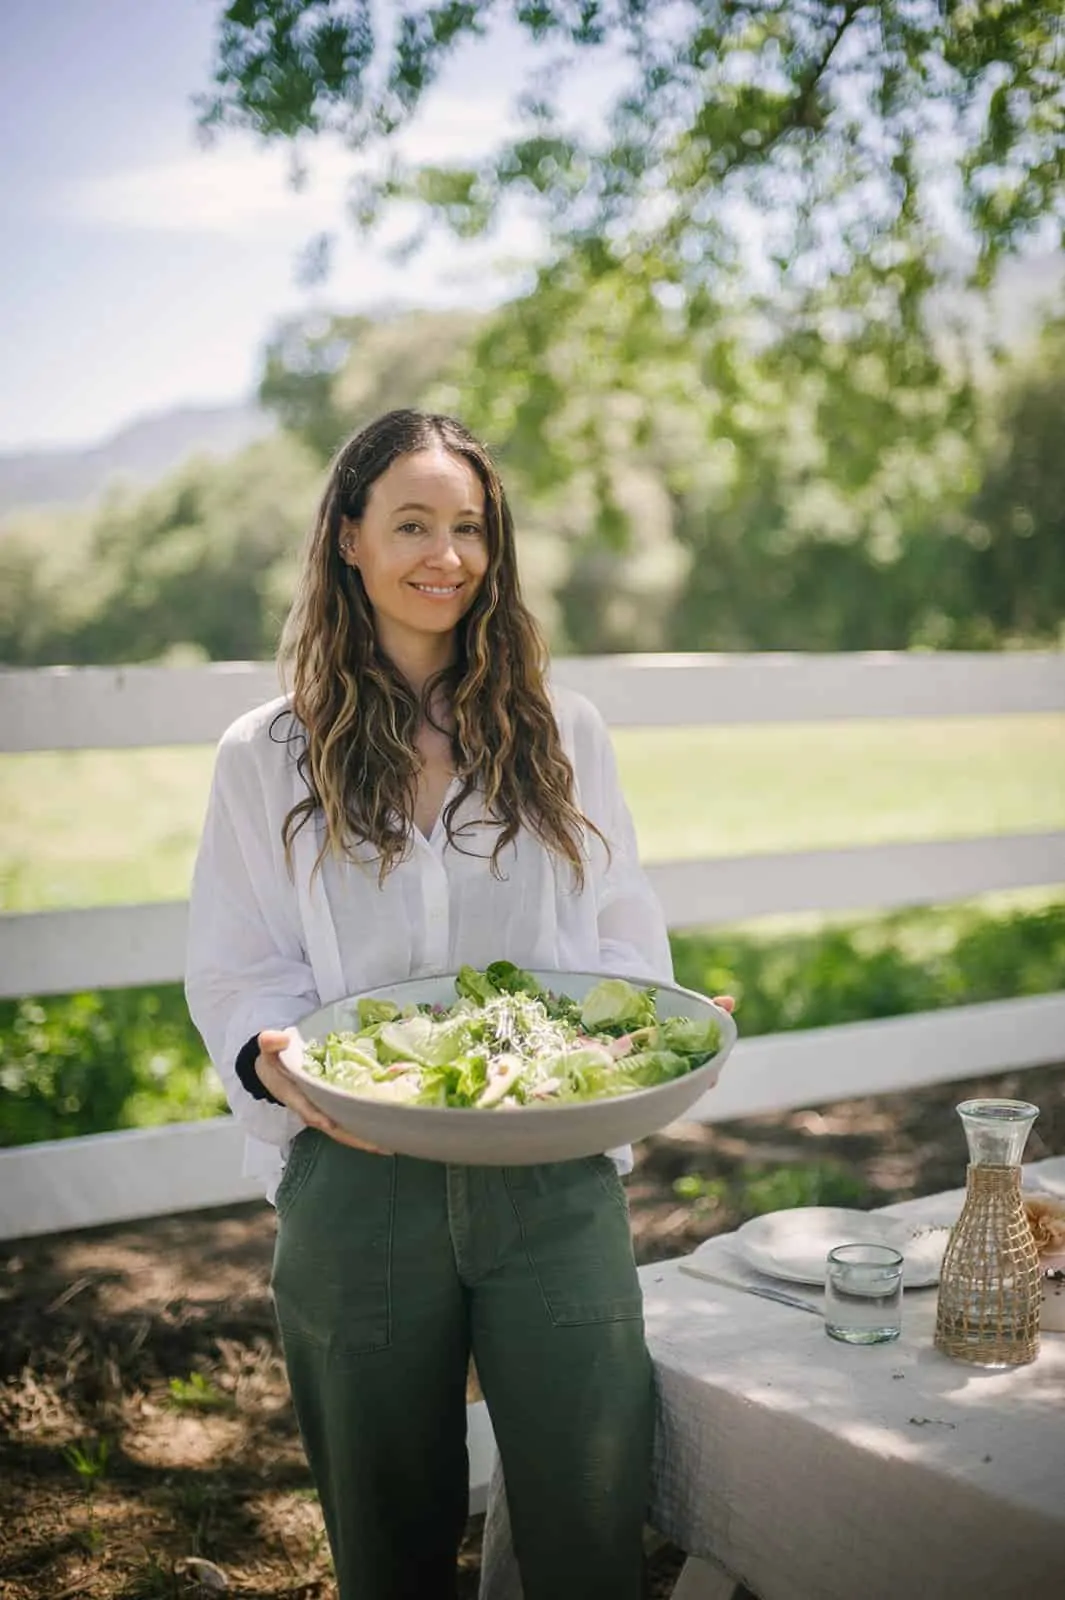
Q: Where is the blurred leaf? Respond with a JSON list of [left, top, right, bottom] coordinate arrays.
[[167, 1372, 233, 1413], [669, 902, 1065, 1041], [738, 1162, 871, 1217], [0, 984, 225, 1146], [196, 0, 1065, 520]]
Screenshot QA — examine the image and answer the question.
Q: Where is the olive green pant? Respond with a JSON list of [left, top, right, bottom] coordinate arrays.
[[271, 1131, 654, 1600]]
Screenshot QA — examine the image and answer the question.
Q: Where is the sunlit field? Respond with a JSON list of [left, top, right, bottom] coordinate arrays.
[[1, 714, 1061, 915]]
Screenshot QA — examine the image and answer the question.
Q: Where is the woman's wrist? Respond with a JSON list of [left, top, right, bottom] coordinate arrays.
[[235, 1033, 283, 1105]]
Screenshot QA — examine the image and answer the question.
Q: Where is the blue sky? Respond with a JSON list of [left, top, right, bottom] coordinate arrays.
[[1, 0, 628, 451]]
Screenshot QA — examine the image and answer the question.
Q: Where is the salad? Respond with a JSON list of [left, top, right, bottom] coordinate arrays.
[[301, 961, 722, 1111]]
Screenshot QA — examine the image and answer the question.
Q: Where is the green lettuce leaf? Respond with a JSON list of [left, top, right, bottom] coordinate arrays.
[[356, 997, 402, 1027], [377, 1016, 430, 1066], [485, 961, 543, 997], [306, 1033, 379, 1073], [545, 1042, 616, 1099], [579, 978, 656, 1032], [380, 1014, 476, 1068], [453, 1052, 490, 1105], [616, 1048, 689, 1087], [455, 965, 499, 1005], [654, 1015, 721, 1061]]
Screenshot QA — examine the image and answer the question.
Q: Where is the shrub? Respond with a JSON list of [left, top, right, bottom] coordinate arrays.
[[0, 984, 223, 1147], [669, 903, 1065, 1038]]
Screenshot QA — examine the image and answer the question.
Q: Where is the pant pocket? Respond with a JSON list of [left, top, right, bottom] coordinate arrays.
[[274, 1126, 323, 1219], [503, 1159, 644, 1328], [271, 1141, 396, 1361], [584, 1152, 633, 1215]]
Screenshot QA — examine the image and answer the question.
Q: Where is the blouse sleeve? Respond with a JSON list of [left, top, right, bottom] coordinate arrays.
[[584, 705, 675, 985], [184, 731, 315, 1148]]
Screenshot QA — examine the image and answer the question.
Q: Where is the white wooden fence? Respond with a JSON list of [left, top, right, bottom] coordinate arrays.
[[2, 651, 1064, 1247]]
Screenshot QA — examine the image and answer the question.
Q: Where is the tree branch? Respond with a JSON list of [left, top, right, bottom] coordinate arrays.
[[761, 0, 868, 155]]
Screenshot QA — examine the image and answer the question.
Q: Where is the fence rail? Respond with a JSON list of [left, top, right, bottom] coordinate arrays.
[[3, 650, 1065, 751], [1, 652, 1062, 1244], [2, 832, 1062, 1000]]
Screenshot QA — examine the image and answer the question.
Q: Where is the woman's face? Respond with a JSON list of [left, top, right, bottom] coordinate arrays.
[[341, 446, 490, 654]]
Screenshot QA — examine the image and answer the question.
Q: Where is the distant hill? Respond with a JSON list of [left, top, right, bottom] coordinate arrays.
[[0, 402, 275, 517]]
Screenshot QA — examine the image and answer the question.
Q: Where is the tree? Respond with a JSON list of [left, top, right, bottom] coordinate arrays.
[[0, 435, 323, 667], [952, 317, 1065, 644], [78, 435, 323, 663], [259, 306, 485, 461], [202, 3, 1064, 297], [199, 1, 1064, 648]]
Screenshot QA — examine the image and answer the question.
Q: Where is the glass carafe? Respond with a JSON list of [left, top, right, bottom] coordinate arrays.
[[934, 1099, 1041, 1368]]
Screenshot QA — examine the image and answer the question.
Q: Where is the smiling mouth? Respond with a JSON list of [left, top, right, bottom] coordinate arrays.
[[409, 582, 464, 596]]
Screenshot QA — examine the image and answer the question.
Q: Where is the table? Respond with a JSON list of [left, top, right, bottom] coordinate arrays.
[[479, 1156, 1065, 1600], [645, 1155, 1065, 1600]]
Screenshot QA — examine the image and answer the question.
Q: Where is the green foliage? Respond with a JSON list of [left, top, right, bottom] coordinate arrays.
[[669, 902, 1065, 1040], [259, 307, 482, 462], [735, 1158, 869, 1216], [14, 9, 1061, 666], [63, 1436, 110, 1555], [258, 283, 1065, 658], [167, 1372, 233, 1413], [949, 901, 1065, 1000], [64, 1437, 110, 1484], [0, 985, 225, 1147], [672, 1172, 729, 1217], [3, 292, 1064, 664], [0, 503, 97, 666], [197, 0, 1065, 652], [674, 1159, 869, 1221], [737, 1162, 872, 1217], [951, 316, 1065, 644], [202, 2, 1065, 286], [0, 433, 321, 667]]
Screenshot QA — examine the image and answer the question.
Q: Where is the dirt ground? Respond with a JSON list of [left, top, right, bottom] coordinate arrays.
[[2, 1060, 1062, 1600]]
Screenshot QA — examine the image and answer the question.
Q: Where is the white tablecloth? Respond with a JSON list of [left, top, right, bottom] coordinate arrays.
[[479, 1157, 1065, 1600], [643, 1155, 1065, 1600]]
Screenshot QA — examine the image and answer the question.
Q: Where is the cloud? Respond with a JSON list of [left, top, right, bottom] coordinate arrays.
[[64, 91, 524, 239], [68, 139, 358, 238]]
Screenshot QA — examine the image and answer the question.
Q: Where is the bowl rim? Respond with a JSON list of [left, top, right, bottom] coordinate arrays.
[[279, 966, 737, 1120]]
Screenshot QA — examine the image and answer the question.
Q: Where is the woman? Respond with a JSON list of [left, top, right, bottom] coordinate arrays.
[[185, 409, 731, 1600]]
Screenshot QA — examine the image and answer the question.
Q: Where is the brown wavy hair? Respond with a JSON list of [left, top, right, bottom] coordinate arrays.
[[277, 408, 602, 885]]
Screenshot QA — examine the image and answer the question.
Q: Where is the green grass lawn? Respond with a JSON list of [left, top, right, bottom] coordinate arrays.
[[1, 714, 1062, 913], [613, 714, 1065, 860]]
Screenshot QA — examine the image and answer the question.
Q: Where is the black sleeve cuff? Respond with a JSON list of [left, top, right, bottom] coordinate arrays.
[[235, 1032, 283, 1105]]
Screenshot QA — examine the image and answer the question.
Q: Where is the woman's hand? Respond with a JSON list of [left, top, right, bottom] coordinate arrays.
[[711, 994, 736, 1014], [256, 1028, 389, 1154]]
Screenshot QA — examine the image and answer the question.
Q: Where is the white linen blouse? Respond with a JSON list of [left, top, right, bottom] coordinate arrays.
[[185, 682, 674, 1200]]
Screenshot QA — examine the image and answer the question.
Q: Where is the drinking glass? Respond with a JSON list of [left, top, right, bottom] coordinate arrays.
[[825, 1243, 903, 1344]]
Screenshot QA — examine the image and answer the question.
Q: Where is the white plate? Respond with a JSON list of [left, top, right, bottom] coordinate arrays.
[[735, 1206, 952, 1289], [279, 969, 737, 1166]]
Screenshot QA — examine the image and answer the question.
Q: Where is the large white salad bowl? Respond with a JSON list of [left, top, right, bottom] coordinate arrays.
[[279, 969, 738, 1165]]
